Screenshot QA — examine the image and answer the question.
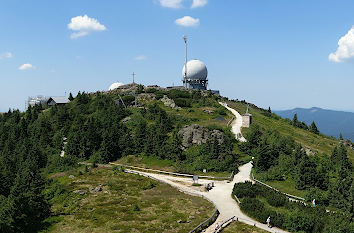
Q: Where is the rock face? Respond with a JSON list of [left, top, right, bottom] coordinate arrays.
[[178, 124, 224, 149], [160, 95, 181, 110]]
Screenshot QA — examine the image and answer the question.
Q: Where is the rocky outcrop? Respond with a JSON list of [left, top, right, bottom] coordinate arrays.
[[160, 95, 181, 110], [178, 124, 224, 149]]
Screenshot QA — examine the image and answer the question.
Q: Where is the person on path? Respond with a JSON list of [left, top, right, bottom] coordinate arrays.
[[312, 199, 316, 207], [266, 216, 271, 228]]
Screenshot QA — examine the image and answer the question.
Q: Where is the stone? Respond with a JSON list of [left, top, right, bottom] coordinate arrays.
[[122, 116, 131, 124], [69, 175, 75, 179], [95, 185, 102, 192], [73, 190, 87, 195], [178, 124, 224, 149], [160, 95, 181, 110], [203, 109, 214, 114]]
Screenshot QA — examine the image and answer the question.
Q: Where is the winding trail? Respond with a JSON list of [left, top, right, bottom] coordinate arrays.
[[119, 103, 288, 232], [127, 163, 287, 233], [219, 102, 246, 142]]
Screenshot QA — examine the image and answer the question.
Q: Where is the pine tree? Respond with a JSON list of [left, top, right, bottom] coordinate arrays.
[[295, 155, 317, 190], [292, 113, 299, 127], [6, 158, 50, 232], [268, 106, 271, 113], [309, 121, 319, 134], [68, 92, 74, 101]]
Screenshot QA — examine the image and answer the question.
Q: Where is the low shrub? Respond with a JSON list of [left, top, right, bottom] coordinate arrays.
[[264, 190, 287, 207], [133, 204, 140, 211], [232, 182, 256, 198]]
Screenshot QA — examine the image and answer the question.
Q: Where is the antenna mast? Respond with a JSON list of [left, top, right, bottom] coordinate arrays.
[[132, 72, 135, 84], [183, 35, 187, 87]]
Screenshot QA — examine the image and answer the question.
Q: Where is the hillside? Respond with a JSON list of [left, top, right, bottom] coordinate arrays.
[[275, 107, 354, 141], [227, 101, 354, 164], [0, 85, 353, 233]]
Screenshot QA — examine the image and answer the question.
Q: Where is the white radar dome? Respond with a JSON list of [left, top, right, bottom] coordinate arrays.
[[182, 59, 208, 80], [108, 82, 124, 91]]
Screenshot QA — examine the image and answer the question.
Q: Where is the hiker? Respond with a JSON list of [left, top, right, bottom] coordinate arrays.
[[266, 216, 271, 228], [312, 199, 316, 207]]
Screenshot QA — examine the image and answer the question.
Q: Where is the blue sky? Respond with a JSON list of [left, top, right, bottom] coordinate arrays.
[[1, 0, 354, 112]]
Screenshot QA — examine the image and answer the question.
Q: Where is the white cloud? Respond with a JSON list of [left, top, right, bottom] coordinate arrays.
[[135, 55, 147, 60], [329, 26, 354, 63], [191, 0, 208, 8], [68, 15, 106, 39], [0, 52, 13, 59], [158, 0, 183, 8], [18, 63, 34, 70], [175, 16, 200, 27]]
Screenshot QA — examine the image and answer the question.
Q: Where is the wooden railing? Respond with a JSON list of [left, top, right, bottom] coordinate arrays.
[[251, 173, 305, 201]]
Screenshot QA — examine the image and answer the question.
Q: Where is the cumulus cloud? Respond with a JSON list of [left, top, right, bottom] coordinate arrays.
[[0, 52, 13, 59], [68, 15, 106, 39], [134, 55, 147, 60], [191, 0, 208, 8], [18, 63, 34, 70], [158, 0, 183, 8], [175, 16, 200, 27], [329, 26, 354, 63]]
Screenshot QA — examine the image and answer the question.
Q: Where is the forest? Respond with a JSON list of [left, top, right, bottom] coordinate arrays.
[[0, 90, 239, 232], [237, 124, 354, 233]]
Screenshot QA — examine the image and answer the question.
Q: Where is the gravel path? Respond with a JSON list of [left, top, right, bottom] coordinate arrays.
[[127, 163, 288, 233], [124, 103, 288, 233], [219, 102, 247, 142]]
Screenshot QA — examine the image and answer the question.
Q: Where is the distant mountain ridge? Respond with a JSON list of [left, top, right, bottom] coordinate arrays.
[[274, 107, 354, 141]]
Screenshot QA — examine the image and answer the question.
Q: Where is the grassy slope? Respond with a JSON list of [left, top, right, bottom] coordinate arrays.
[[222, 221, 268, 233], [43, 167, 213, 233], [227, 100, 354, 162], [116, 99, 239, 177], [227, 100, 354, 197]]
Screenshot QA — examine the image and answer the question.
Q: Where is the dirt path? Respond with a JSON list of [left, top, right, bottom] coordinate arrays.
[[123, 103, 289, 232], [127, 163, 288, 233], [219, 102, 246, 142]]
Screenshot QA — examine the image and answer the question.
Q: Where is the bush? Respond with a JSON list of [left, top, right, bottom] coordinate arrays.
[[142, 180, 157, 190], [216, 107, 227, 116], [174, 98, 192, 107], [232, 182, 256, 198], [133, 204, 140, 211], [265, 190, 287, 207], [240, 198, 268, 223], [305, 187, 328, 206]]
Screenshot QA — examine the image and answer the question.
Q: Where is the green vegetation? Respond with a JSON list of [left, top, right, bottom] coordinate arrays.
[[227, 100, 354, 163], [0, 89, 239, 232], [228, 99, 354, 232], [43, 166, 214, 233], [233, 182, 354, 233], [222, 221, 268, 233], [1, 88, 353, 232]]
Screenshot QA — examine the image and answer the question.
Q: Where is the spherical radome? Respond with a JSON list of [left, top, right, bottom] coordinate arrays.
[[108, 82, 124, 91], [182, 59, 208, 80]]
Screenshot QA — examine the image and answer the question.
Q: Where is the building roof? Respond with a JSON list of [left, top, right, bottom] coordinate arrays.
[[48, 96, 69, 104]]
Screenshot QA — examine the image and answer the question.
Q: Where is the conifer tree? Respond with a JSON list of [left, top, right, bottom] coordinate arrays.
[[68, 92, 74, 101], [292, 113, 299, 127], [309, 121, 319, 134]]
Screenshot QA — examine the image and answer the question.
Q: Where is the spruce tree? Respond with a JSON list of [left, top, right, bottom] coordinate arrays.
[[68, 92, 74, 101], [292, 113, 299, 127], [7, 158, 50, 232], [309, 121, 319, 134]]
